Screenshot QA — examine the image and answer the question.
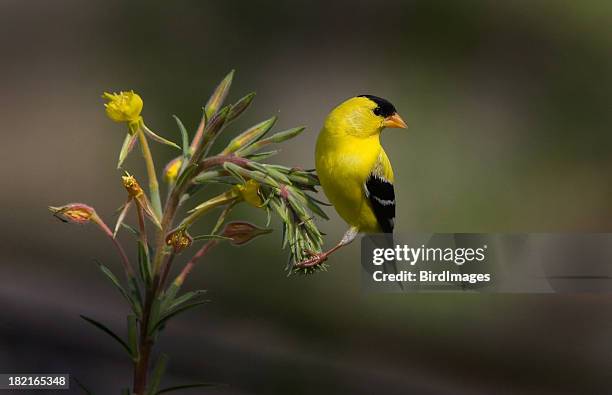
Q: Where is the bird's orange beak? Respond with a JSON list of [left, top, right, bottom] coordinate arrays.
[[383, 112, 408, 129]]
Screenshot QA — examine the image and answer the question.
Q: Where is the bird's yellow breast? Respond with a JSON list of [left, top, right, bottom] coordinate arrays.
[[316, 129, 390, 233]]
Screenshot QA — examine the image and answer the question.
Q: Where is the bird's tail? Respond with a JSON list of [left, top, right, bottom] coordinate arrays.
[[365, 233, 404, 291]]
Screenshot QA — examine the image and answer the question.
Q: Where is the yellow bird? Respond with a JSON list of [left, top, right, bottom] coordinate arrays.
[[297, 95, 407, 268]]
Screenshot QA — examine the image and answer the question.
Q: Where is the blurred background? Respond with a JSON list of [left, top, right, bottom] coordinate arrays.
[[1, 0, 612, 393]]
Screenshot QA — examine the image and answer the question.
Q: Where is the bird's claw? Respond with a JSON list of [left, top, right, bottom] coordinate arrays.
[[295, 250, 328, 268]]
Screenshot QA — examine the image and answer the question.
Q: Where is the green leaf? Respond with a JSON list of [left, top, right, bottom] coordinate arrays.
[[127, 315, 138, 360], [151, 301, 207, 333], [172, 115, 191, 159], [138, 241, 152, 287], [148, 295, 162, 336], [238, 126, 305, 155], [174, 163, 197, 189], [161, 283, 180, 312], [263, 126, 306, 143], [98, 263, 142, 317], [156, 383, 217, 394], [226, 92, 255, 123], [147, 353, 169, 395], [121, 389, 130, 395], [205, 70, 234, 120], [222, 162, 246, 184], [245, 150, 279, 161], [221, 116, 276, 154], [117, 132, 137, 169], [305, 197, 329, 220], [113, 201, 132, 238], [142, 124, 181, 150], [168, 290, 206, 311], [192, 170, 226, 184], [120, 222, 140, 235], [80, 315, 133, 357]]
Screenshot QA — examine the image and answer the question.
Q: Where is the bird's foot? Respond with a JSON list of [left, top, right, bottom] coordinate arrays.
[[295, 250, 328, 268]]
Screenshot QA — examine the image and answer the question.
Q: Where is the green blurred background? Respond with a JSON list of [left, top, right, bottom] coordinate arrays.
[[1, 1, 612, 393]]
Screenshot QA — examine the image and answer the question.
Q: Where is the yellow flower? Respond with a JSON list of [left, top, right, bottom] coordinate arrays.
[[165, 228, 193, 253], [163, 157, 183, 183], [102, 91, 143, 127], [234, 179, 263, 207], [121, 174, 144, 199]]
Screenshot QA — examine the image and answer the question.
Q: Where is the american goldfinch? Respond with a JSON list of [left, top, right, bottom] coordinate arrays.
[[297, 95, 407, 268]]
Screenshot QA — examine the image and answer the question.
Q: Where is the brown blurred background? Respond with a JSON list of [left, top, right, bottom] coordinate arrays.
[[1, 1, 612, 394]]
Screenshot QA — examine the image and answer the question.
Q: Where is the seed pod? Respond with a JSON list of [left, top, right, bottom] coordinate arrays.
[[221, 221, 272, 246]]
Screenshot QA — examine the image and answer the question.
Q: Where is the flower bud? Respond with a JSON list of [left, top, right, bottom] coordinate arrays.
[[163, 156, 183, 183], [102, 91, 143, 128], [165, 228, 193, 253], [221, 221, 271, 246], [49, 203, 96, 224], [234, 179, 263, 208]]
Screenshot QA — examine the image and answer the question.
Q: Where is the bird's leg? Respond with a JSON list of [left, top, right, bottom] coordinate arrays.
[[296, 227, 359, 268]]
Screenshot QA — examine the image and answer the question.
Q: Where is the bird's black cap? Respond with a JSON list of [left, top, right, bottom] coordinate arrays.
[[358, 94, 397, 117]]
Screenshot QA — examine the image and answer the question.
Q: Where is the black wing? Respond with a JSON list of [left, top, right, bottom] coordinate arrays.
[[364, 174, 395, 233]]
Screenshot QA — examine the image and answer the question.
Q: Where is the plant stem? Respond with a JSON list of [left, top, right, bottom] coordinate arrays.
[[136, 204, 147, 247], [175, 240, 219, 287], [133, 283, 156, 394], [158, 253, 175, 290], [93, 214, 135, 279], [138, 128, 163, 219]]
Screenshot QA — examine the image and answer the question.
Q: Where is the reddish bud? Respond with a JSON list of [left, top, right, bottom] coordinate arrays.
[[221, 221, 272, 246]]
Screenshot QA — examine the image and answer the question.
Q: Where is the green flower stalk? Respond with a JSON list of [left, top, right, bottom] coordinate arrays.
[[51, 71, 328, 394]]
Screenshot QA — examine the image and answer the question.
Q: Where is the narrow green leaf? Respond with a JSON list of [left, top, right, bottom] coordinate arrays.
[[305, 197, 329, 220], [172, 115, 190, 159], [192, 170, 226, 184], [138, 241, 152, 287], [264, 126, 306, 143], [205, 70, 234, 120], [224, 162, 280, 188], [156, 383, 217, 394], [120, 222, 140, 235], [127, 315, 138, 360], [226, 92, 255, 123], [148, 295, 162, 336], [174, 163, 197, 189], [168, 290, 207, 311], [222, 162, 246, 184], [142, 124, 181, 150], [221, 116, 276, 154], [265, 205, 272, 227], [128, 277, 143, 313], [98, 263, 141, 317], [245, 150, 279, 161], [151, 301, 207, 333], [161, 283, 180, 312], [113, 201, 132, 238], [147, 353, 169, 395], [117, 132, 137, 169], [238, 126, 305, 155], [80, 315, 133, 357], [199, 105, 230, 159]]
